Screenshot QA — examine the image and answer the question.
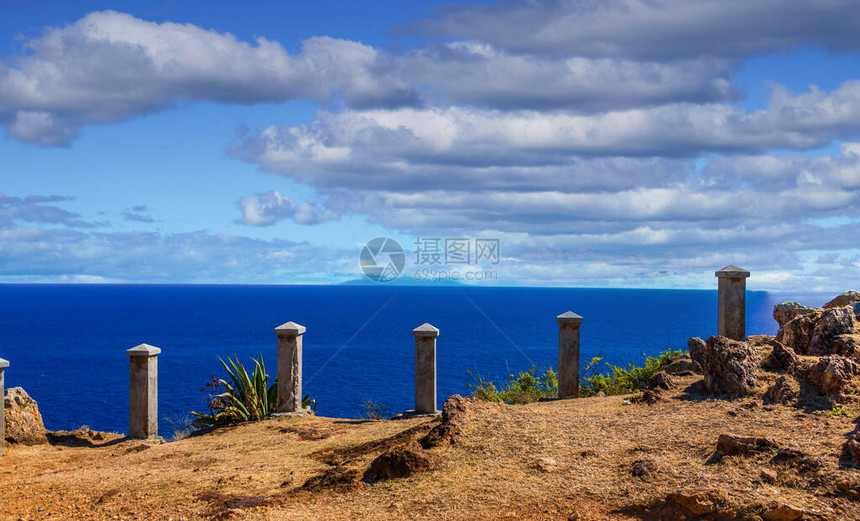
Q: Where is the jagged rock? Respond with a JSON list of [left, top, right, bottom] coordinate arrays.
[[369, 441, 435, 479], [639, 389, 662, 405], [715, 433, 778, 456], [653, 490, 734, 521], [420, 395, 470, 449], [802, 355, 860, 401], [759, 468, 778, 483], [688, 337, 707, 367], [763, 502, 805, 521], [843, 432, 860, 465], [824, 290, 860, 309], [4, 387, 47, 445], [765, 376, 799, 405], [647, 371, 674, 390], [747, 334, 775, 346], [773, 301, 816, 328], [764, 341, 798, 372], [663, 358, 702, 375], [809, 307, 857, 355], [775, 311, 822, 354], [703, 336, 761, 396]]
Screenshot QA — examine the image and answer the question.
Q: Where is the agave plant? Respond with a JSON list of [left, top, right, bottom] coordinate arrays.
[[190, 354, 316, 429]]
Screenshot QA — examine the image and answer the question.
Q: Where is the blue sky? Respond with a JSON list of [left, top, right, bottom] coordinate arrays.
[[1, 0, 860, 290]]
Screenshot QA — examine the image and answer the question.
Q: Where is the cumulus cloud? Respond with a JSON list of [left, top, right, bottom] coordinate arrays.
[[0, 10, 743, 145], [236, 191, 338, 226], [0, 11, 413, 146], [392, 42, 737, 111], [411, 0, 860, 58]]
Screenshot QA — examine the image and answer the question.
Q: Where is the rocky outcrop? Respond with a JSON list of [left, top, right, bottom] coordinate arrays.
[[823, 290, 860, 309], [774, 297, 860, 357], [773, 301, 816, 328], [4, 387, 47, 445], [369, 441, 435, 479], [687, 337, 707, 368], [715, 433, 777, 456], [647, 371, 674, 391], [843, 432, 860, 465], [809, 307, 857, 355], [764, 341, 798, 373], [775, 311, 822, 354], [703, 336, 761, 396], [802, 355, 860, 402], [651, 490, 734, 521], [765, 376, 799, 405], [420, 395, 470, 449]]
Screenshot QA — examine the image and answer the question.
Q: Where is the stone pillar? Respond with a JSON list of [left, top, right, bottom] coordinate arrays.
[[715, 265, 750, 341], [557, 312, 583, 399], [413, 323, 439, 414], [0, 358, 7, 454], [126, 344, 160, 439], [275, 322, 305, 413]]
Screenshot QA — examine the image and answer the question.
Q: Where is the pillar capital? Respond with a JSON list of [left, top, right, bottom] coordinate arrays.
[[126, 344, 161, 357], [557, 311, 583, 325], [0, 357, 8, 369], [715, 265, 750, 278], [413, 323, 440, 338], [275, 321, 306, 336]]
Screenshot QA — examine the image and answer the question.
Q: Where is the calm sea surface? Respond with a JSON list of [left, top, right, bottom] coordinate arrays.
[[0, 285, 832, 435]]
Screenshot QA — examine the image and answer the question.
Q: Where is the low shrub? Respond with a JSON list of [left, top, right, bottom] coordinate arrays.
[[469, 349, 685, 404]]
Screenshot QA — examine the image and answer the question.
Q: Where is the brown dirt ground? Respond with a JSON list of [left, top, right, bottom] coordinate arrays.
[[3, 371, 860, 520]]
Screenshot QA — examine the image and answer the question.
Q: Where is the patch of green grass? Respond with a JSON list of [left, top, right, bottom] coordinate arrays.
[[813, 406, 852, 418]]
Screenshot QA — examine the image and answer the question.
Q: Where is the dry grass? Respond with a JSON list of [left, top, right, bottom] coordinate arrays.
[[3, 373, 860, 520]]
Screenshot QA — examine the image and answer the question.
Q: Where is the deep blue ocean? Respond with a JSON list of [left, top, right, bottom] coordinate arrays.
[[0, 285, 832, 436]]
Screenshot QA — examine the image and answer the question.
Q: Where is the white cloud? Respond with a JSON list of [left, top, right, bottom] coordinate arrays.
[[236, 190, 338, 226], [411, 0, 860, 58]]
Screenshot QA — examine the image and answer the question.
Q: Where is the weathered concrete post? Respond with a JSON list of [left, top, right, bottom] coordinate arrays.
[[557, 311, 583, 399], [275, 322, 305, 413], [413, 323, 439, 414], [715, 265, 750, 341], [0, 358, 8, 454], [126, 344, 160, 439]]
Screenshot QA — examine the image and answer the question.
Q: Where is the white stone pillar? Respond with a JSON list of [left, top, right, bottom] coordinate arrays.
[[715, 265, 750, 341], [126, 344, 160, 439], [275, 322, 305, 413], [0, 358, 8, 454], [413, 323, 439, 414], [557, 311, 583, 399]]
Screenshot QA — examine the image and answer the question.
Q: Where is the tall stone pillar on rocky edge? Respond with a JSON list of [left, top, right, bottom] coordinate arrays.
[[126, 344, 160, 439], [557, 311, 583, 399], [413, 323, 439, 414], [275, 322, 305, 413], [715, 265, 750, 341], [0, 357, 8, 454]]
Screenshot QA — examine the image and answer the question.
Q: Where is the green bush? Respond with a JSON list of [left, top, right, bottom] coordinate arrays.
[[579, 349, 684, 397], [469, 349, 685, 404], [467, 366, 558, 404], [190, 354, 316, 429]]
